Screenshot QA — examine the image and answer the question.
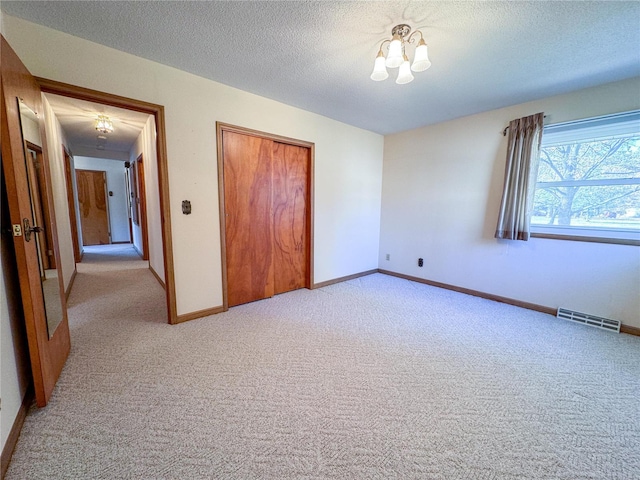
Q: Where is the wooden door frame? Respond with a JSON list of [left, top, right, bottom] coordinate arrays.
[[216, 122, 315, 311], [37, 78, 178, 324], [75, 168, 111, 246], [135, 154, 149, 260], [62, 146, 81, 262], [24, 142, 52, 271], [124, 161, 134, 244], [28, 143, 57, 270]]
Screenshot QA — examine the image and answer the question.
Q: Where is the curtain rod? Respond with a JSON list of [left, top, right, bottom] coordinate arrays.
[[502, 115, 548, 136]]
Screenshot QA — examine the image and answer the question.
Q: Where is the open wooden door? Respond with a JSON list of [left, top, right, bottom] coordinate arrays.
[[1, 36, 70, 407]]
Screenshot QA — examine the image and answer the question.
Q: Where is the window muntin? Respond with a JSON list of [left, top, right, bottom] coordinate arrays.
[[531, 111, 640, 243]]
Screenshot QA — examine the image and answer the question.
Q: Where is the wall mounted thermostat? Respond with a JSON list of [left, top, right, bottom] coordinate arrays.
[[182, 200, 192, 215]]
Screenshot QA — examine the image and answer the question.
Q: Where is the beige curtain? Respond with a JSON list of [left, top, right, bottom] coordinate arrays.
[[495, 112, 545, 241]]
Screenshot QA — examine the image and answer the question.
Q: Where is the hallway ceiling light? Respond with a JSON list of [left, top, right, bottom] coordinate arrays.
[[95, 114, 114, 133], [370, 24, 431, 84]]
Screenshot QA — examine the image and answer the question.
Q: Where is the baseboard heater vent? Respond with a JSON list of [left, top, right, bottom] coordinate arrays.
[[557, 308, 620, 333]]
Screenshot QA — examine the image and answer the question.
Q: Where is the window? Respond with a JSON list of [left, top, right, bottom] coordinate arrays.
[[531, 110, 640, 244]]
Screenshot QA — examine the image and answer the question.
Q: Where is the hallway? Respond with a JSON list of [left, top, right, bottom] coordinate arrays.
[[68, 244, 167, 328]]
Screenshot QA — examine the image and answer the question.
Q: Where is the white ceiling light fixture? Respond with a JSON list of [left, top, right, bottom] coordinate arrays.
[[95, 114, 114, 134], [371, 24, 432, 84]]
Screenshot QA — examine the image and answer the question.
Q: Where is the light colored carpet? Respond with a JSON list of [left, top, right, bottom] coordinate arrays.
[[7, 245, 640, 479]]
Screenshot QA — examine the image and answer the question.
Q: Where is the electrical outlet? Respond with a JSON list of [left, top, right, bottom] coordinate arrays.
[[418, 258, 424, 267], [385, 254, 390, 261]]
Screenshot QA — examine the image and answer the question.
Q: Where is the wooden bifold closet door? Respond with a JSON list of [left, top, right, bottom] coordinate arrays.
[[222, 129, 310, 307]]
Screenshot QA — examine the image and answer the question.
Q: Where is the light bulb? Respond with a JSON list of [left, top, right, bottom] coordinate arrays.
[[411, 39, 431, 72], [370, 51, 389, 81], [385, 34, 403, 68], [396, 55, 414, 84]]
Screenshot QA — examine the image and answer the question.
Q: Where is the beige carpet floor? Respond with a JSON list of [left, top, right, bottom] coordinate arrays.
[[7, 244, 640, 479]]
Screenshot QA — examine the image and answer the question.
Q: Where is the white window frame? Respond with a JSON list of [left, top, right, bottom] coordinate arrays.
[[530, 110, 640, 246]]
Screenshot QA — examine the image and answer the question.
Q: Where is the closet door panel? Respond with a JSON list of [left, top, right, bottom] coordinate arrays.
[[223, 131, 274, 306], [272, 142, 308, 295]]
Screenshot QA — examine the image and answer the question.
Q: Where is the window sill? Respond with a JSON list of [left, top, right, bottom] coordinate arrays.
[[530, 232, 640, 246]]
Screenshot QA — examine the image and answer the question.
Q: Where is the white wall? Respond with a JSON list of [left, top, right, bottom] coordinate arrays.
[[42, 95, 75, 292], [380, 77, 640, 329], [130, 116, 164, 281], [74, 156, 130, 244], [0, 247, 31, 452], [73, 146, 129, 161], [2, 15, 384, 316]]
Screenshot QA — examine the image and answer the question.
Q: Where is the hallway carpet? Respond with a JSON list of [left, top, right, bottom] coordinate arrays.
[[7, 245, 640, 479]]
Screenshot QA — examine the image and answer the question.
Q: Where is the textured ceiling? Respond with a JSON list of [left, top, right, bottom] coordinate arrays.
[[44, 93, 150, 155], [4, 1, 640, 135]]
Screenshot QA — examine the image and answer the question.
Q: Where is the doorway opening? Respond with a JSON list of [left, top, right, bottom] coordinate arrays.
[[37, 78, 178, 324]]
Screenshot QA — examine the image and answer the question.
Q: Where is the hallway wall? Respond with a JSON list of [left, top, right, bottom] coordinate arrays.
[[130, 116, 164, 282], [42, 95, 75, 292]]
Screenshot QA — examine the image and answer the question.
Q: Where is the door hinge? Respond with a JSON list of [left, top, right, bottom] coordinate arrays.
[[12, 224, 22, 236]]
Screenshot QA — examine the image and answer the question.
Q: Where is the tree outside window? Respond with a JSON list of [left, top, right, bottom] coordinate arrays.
[[531, 113, 640, 239]]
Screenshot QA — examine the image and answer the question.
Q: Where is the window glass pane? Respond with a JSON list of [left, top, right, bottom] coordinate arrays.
[[538, 136, 640, 182], [531, 111, 640, 241], [532, 184, 640, 231]]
